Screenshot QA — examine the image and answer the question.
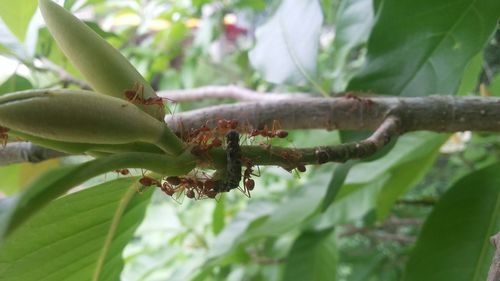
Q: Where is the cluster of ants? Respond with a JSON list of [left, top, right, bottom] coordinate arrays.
[[115, 117, 291, 201], [115, 85, 306, 200], [113, 116, 295, 200]]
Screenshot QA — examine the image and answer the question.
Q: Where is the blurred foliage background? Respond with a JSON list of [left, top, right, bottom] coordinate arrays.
[[0, 0, 499, 280]]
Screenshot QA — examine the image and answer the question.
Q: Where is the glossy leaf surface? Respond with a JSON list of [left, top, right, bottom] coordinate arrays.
[[404, 162, 500, 281], [348, 0, 500, 96], [0, 178, 153, 281]]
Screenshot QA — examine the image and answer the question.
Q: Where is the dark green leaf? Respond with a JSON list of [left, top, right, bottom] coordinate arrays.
[[249, 0, 323, 85], [0, 177, 153, 281], [0, 75, 32, 95], [348, 0, 500, 96], [282, 228, 337, 281], [404, 162, 500, 281]]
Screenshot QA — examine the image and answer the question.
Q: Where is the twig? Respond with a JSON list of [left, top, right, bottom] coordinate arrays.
[[396, 198, 437, 207], [0, 142, 66, 166], [488, 232, 500, 281], [38, 59, 91, 89], [157, 85, 311, 102], [340, 226, 416, 243]]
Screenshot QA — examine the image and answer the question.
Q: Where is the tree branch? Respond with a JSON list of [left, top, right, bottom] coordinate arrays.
[[488, 232, 500, 281], [0, 143, 66, 166], [7, 95, 500, 167], [166, 95, 500, 133]]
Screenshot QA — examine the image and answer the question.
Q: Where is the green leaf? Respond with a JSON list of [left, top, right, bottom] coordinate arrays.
[[0, 0, 37, 41], [246, 170, 332, 237], [0, 177, 153, 281], [490, 73, 500, 96], [457, 52, 483, 96], [348, 0, 500, 96], [0, 152, 194, 240], [317, 132, 447, 225], [320, 160, 357, 212], [375, 134, 445, 219], [249, 0, 323, 86], [282, 228, 337, 281], [208, 201, 275, 261], [0, 75, 32, 95], [404, 162, 500, 281], [212, 194, 225, 235], [330, 0, 375, 92]]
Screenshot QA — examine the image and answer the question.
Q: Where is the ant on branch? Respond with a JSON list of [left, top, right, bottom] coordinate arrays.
[[0, 126, 9, 147], [241, 157, 260, 197], [249, 120, 288, 139], [123, 82, 175, 113]]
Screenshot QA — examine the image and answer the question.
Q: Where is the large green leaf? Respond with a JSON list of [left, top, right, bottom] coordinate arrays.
[[246, 170, 332, 237], [404, 162, 500, 281], [282, 228, 337, 281], [249, 0, 323, 86], [317, 132, 447, 225], [330, 0, 374, 92], [0, 177, 153, 281], [207, 201, 275, 261], [0, 152, 194, 240], [348, 0, 500, 96], [0, 0, 37, 41], [207, 169, 333, 263]]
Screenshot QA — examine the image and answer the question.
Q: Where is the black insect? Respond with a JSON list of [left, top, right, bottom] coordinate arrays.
[[214, 130, 242, 192]]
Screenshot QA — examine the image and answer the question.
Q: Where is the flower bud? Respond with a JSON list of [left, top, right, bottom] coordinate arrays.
[[0, 90, 167, 146], [39, 0, 164, 120]]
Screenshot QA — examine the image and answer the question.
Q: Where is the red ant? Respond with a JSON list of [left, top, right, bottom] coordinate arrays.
[[0, 126, 9, 147], [136, 174, 162, 194], [123, 82, 175, 113], [240, 157, 260, 197], [249, 120, 288, 139], [344, 92, 374, 106], [215, 119, 239, 135], [114, 168, 130, 176]]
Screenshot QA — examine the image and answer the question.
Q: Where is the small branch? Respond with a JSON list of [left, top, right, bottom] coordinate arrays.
[[340, 217, 421, 244], [38, 59, 91, 89], [312, 116, 400, 164], [0, 143, 66, 166], [157, 85, 310, 102], [397, 198, 437, 207], [488, 232, 500, 281], [340, 226, 416, 243]]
